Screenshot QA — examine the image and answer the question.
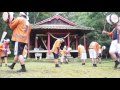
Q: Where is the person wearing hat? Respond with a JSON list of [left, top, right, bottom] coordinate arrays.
[[2, 39, 11, 67], [8, 12, 31, 72], [102, 28, 120, 69], [51, 38, 64, 67], [0, 39, 11, 67], [102, 14, 120, 69]]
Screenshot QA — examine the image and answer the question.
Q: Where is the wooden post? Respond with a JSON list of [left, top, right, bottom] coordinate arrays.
[[68, 33, 70, 47], [35, 36, 38, 48], [27, 35, 30, 58], [84, 34, 86, 50], [47, 32, 50, 54], [76, 35, 78, 50], [67, 33, 71, 57]]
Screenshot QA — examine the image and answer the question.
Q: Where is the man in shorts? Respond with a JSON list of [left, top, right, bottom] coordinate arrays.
[[8, 12, 31, 72], [2, 39, 11, 67], [102, 28, 120, 69], [60, 46, 69, 64], [78, 44, 87, 65], [51, 38, 64, 67], [97, 45, 102, 64], [89, 41, 100, 67]]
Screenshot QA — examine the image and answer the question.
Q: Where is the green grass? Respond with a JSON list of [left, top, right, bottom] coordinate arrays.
[[0, 58, 120, 78]]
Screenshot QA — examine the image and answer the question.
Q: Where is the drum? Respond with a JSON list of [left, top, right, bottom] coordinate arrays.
[[2, 12, 14, 23], [106, 13, 119, 25]]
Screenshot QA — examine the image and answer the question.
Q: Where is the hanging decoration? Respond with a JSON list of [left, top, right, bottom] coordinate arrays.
[[49, 33, 70, 39]]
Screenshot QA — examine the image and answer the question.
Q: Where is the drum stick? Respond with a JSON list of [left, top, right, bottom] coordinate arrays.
[[0, 31, 7, 43], [1, 12, 14, 43]]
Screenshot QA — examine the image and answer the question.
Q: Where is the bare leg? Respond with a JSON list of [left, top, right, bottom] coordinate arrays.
[[60, 55, 64, 64], [4, 57, 8, 66], [18, 55, 25, 65], [109, 52, 119, 69], [109, 52, 118, 61], [66, 58, 68, 63], [91, 58, 94, 64], [17, 55, 27, 72], [54, 59, 60, 67], [93, 58, 97, 67], [90, 58, 93, 63], [64, 57, 68, 64], [99, 58, 101, 64], [96, 58, 99, 63], [14, 56, 19, 63], [82, 59, 85, 65], [8, 56, 18, 69], [94, 59, 97, 64], [54, 59, 59, 64]]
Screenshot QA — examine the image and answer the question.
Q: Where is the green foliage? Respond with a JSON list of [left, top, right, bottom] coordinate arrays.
[[73, 12, 117, 48], [29, 12, 54, 24]]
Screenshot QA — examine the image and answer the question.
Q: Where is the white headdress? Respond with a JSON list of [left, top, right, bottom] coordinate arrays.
[[19, 12, 29, 20], [4, 39, 10, 43]]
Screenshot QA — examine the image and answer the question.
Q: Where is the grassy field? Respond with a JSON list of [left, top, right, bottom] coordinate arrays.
[[0, 58, 120, 78]]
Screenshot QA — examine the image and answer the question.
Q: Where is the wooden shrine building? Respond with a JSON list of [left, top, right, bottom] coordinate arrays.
[[28, 15, 94, 58]]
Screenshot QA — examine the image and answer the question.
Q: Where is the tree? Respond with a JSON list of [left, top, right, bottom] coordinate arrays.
[[29, 12, 54, 24]]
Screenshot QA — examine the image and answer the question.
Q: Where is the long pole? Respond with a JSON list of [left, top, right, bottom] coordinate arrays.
[[68, 33, 70, 47], [28, 35, 30, 58], [84, 34, 86, 50], [76, 35, 78, 50], [35, 36, 38, 48], [47, 32, 50, 54]]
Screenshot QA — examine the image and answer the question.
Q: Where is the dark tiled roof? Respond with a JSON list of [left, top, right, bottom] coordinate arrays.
[[36, 15, 76, 26], [31, 24, 94, 31]]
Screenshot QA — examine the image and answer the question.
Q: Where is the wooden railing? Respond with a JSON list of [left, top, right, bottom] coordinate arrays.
[[29, 50, 78, 53]]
